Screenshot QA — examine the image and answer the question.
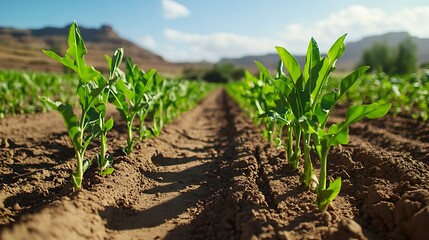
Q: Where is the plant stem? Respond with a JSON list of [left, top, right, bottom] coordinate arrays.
[[157, 100, 164, 136], [287, 126, 293, 164], [100, 132, 107, 168], [74, 110, 87, 190], [292, 125, 301, 169], [74, 150, 84, 190], [319, 149, 329, 191], [303, 132, 313, 187], [138, 109, 149, 141], [125, 120, 133, 155]]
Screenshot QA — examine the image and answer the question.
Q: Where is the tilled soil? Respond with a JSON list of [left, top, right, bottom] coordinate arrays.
[[1, 89, 429, 239]]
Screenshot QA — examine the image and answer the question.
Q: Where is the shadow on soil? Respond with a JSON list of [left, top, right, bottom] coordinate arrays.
[[99, 91, 234, 236], [100, 185, 204, 229], [99, 151, 226, 231]]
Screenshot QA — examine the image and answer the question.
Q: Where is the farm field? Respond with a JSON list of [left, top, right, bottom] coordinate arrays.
[[1, 87, 429, 239], [1, 21, 429, 240]]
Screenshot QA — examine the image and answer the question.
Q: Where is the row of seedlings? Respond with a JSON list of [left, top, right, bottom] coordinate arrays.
[[41, 22, 211, 190], [227, 35, 391, 211]]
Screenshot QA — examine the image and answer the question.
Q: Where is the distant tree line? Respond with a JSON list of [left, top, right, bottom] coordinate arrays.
[[359, 38, 417, 74], [182, 63, 245, 83]]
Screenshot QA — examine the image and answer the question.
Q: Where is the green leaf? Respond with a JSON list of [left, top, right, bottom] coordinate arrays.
[[82, 159, 92, 173], [275, 46, 302, 83], [109, 90, 129, 119], [105, 118, 114, 131], [42, 50, 76, 71], [310, 57, 330, 102], [314, 89, 340, 125], [328, 125, 349, 145], [66, 22, 99, 83], [255, 61, 271, 82], [324, 102, 391, 146], [327, 34, 347, 65], [90, 120, 102, 136], [259, 110, 290, 125], [345, 102, 391, 126], [304, 38, 320, 78], [309, 34, 347, 106], [316, 177, 342, 211], [321, 89, 340, 112], [100, 167, 114, 176], [39, 97, 80, 148], [366, 102, 391, 119], [72, 175, 82, 190], [116, 79, 135, 101], [44, 22, 100, 84], [275, 60, 284, 79], [273, 77, 293, 97], [339, 66, 370, 99], [83, 135, 94, 151], [87, 86, 107, 110], [142, 69, 157, 92], [108, 48, 124, 80], [105, 55, 112, 67]]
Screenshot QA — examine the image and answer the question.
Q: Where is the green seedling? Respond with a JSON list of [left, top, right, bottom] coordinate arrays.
[[109, 58, 156, 155], [275, 35, 391, 210], [228, 34, 391, 211], [40, 22, 121, 189]]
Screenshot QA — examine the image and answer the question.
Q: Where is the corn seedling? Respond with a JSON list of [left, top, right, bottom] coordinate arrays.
[[109, 58, 156, 155], [227, 34, 391, 211], [40, 22, 122, 189]]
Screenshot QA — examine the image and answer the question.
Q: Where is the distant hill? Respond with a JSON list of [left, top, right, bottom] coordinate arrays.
[[0, 24, 206, 75], [3, 26, 428, 76], [219, 32, 429, 74]]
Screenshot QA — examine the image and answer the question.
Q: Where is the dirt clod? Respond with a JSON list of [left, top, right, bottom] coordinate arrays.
[[327, 219, 367, 240]]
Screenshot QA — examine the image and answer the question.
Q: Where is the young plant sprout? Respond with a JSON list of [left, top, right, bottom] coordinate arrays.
[[40, 22, 122, 189], [227, 34, 391, 211]]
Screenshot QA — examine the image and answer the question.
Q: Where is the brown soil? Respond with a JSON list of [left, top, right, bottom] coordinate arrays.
[[1, 89, 429, 239]]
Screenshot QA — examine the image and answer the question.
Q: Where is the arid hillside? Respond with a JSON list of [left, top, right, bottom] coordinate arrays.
[[0, 24, 206, 75]]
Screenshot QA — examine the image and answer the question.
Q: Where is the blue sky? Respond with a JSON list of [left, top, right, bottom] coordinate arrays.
[[1, 0, 428, 62]]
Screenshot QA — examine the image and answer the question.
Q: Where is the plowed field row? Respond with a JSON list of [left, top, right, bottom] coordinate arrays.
[[1, 89, 428, 239]]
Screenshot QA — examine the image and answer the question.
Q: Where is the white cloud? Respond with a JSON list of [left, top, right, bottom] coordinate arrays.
[[139, 35, 157, 49], [161, 0, 190, 19], [156, 5, 429, 62], [281, 5, 429, 54], [163, 28, 281, 62]]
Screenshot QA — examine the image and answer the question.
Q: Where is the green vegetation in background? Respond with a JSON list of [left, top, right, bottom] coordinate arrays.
[[341, 71, 429, 121], [183, 63, 245, 83], [227, 35, 390, 211], [360, 37, 417, 75], [0, 70, 78, 118]]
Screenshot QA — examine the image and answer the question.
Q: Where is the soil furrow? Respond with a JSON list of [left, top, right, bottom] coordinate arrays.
[[364, 115, 429, 143], [349, 122, 429, 163], [254, 146, 278, 211], [173, 92, 283, 239], [328, 136, 429, 239], [1, 89, 429, 239], [329, 114, 429, 163], [100, 88, 231, 240]]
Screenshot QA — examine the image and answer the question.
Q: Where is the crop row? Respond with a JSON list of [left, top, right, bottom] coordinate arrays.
[[39, 22, 212, 190], [0, 70, 79, 118], [226, 35, 390, 211], [341, 71, 429, 121]]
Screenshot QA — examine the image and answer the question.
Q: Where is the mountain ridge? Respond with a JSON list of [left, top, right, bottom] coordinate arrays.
[[220, 32, 429, 73], [1, 24, 428, 75], [0, 23, 206, 75]]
